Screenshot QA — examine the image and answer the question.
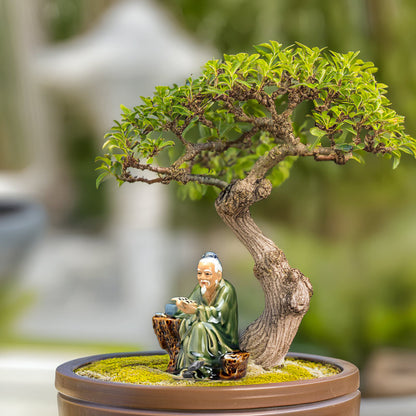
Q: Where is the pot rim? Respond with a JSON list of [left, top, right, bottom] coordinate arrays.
[[55, 351, 359, 411]]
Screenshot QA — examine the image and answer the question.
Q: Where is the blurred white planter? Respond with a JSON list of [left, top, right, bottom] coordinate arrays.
[[0, 199, 45, 282]]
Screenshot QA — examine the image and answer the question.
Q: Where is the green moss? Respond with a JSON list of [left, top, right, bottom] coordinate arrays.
[[76, 355, 173, 385], [75, 354, 340, 386]]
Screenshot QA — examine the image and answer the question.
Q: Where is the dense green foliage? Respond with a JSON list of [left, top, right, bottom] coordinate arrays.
[[97, 41, 415, 199], [157, 0, 416, 134]]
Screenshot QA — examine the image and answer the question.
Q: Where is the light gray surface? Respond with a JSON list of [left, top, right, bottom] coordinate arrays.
[[0, 349, 84, 416], [360, 396, 416, 416]]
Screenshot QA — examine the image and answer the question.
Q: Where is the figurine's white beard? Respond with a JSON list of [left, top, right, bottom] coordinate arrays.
[[200, 280, 219, 296]]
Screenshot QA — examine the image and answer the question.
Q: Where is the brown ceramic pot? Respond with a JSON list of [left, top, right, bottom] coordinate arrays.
[[55, 351, 360, 416]]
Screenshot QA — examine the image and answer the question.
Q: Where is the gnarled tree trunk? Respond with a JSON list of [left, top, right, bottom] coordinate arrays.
[[215, 178, 313, 369]]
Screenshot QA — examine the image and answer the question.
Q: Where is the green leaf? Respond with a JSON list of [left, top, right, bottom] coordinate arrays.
[[95, 155, 111, 166], [351, 152, 366, 164], [178, 182, 207, 201], [309, 127, 327, 149], [102, 139, 112, 150], [120, 104, 132, 115], [172, 105, 191, 116], [310, 127, 327, 138], [335, 144, 353, 152], [96, 172, 108, 189], [267, 156, 297, 188], [206, 86, 226, 95], [392, 155, 401, 170], [191, 165, 210, 175]]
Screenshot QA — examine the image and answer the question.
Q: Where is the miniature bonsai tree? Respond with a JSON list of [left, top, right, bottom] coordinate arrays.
[[97, 41, 416, 369]]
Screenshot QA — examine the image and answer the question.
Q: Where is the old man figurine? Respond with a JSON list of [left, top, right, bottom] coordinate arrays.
[[170, 252, 239, 378]]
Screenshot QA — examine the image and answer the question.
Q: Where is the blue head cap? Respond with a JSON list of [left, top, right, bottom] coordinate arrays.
[[201, 251, 219, 260]]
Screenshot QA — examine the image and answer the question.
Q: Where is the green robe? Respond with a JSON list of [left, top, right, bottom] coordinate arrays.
[[175, 279, 239, 372]]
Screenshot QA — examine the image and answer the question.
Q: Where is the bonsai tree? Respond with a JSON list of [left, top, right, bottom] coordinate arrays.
[[97, 41, 416, 369]]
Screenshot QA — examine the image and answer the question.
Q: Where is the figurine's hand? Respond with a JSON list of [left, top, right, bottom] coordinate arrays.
[[178, 301, 197, 314], [172, 297, 197, 314]]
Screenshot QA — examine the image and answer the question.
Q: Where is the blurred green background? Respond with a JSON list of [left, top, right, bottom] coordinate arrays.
[[1, 0, 415, 374], [158, 0, 416, 368]]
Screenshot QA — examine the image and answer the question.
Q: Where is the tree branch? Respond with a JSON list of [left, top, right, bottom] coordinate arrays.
[[123, 157, 170, 174], [183, 174, 228, 190], [216, 94, 254, 123], [119, 174, 165, 185], [121, 162, 228, 190], [247, 142, 351, 181], [247, 144, 295, 181], [172, 125, 259, 170]]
